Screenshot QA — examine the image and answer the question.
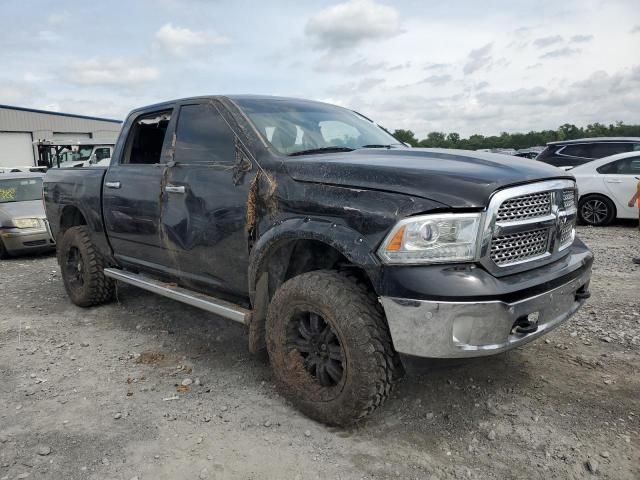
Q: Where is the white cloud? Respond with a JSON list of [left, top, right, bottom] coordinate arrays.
[[2, 0, 639, 140], [570, 34, 594, 43], [305, 0, 401, 51], [540, 47, 581, 59], [0, 79, 40, 105], [154, 23, 230, 57], [463, 43, 492, 75], [533, 35, 563, 48], [419, 74, 452, 86], [37, 98, 130, 119], [47, 13, 66, 26], [326, 77, 385, 95], [65, 57, 159, 87], [314, 56, 409, 74], [424, 63, 449, 71]]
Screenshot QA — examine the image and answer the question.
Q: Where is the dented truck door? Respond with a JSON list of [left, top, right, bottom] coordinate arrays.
[[159, 101, 255, 297], [103, 108, 176, 274]]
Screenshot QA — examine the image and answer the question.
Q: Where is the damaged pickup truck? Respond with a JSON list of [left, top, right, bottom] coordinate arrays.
[[43, 96, 593, 425]]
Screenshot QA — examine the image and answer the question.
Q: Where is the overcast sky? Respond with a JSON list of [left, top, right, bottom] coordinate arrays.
[[1, 0, 639, 137]]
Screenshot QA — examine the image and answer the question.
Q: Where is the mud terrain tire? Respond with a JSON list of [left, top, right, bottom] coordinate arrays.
[[266, 270, 402, 426], [59, 226, 114, 307]]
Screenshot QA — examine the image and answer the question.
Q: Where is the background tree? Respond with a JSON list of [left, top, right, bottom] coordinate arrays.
[[395, 122, 640, 151], [391, 129, 418, 146]]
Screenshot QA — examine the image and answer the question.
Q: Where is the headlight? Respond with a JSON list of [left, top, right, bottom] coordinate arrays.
[[378, 213, 482, 264], [14, 218, 41, 229]]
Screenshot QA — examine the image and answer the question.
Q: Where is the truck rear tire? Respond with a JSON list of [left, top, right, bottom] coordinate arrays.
[[58, 226, 114, 307], [266, 270, 402, 426]]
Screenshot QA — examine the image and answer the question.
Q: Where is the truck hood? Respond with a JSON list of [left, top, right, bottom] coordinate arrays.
[[0, 200, 46, 225], [284, 148, 573, 208]]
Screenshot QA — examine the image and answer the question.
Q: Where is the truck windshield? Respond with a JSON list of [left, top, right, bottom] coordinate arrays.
[[233, 98, 404, 156], [0, 177, 43, 203]]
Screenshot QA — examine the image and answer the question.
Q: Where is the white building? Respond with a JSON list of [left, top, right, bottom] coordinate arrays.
[[0, 104, 122, 168]]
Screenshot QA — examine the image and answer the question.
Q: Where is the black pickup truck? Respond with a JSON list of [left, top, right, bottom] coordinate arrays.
[[43, 95, 593, 425]]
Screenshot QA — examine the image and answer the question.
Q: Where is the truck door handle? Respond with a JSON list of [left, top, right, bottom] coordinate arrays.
[[605, 179, 622, 184], [105, 181, 121, 189], [165, 185, 186, 194]]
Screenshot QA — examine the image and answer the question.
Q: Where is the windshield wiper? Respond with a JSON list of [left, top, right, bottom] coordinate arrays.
[[288, 146, 355, 157], [360, 144, 404, 149]]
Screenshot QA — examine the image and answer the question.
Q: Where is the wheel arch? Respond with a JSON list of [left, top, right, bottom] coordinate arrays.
[[246, 218, 382, 352], [59, 205, 88, 236]]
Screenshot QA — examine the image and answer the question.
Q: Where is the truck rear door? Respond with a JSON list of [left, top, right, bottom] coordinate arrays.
[[103, 108, 176, 273], [159, 100, 256, 297]]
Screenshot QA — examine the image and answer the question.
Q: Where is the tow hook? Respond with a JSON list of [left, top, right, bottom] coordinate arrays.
[[512, 315, 539, 335], [575, 288, 591, 301]]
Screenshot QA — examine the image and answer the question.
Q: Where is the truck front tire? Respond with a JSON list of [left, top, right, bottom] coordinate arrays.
[[59, 226, 114, 307], [266, 270, 402, 426]]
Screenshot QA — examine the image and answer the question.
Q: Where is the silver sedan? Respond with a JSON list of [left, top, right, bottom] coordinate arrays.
[[0, 172, 55, 258]]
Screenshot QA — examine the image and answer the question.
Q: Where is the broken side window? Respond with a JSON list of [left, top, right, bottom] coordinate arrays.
[[124, 111, 172, 165]]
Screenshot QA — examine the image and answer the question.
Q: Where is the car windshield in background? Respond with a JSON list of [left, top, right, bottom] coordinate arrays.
[[0, 177, 43, 203], [233, 98, 404, 156]]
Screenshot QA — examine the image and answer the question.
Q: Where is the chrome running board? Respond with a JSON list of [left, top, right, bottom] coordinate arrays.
[[103, 268, 249, 324]]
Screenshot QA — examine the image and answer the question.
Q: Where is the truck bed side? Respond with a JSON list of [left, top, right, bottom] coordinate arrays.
[[43, 167, 111, 258]]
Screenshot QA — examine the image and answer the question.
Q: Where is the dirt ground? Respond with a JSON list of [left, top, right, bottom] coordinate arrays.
[[1, 224, 638, 480]]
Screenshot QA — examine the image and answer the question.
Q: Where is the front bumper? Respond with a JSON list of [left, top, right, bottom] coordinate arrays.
[[0, 228, 55, 254], [380, 245, 592, 358]]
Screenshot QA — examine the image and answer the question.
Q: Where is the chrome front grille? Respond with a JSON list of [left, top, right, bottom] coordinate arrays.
[[490, 229, 550, 266], [496, 192, 552, 222], [482, 180, 578, 272], [562, 189, 577, 210], [559, 218, 575, 248]]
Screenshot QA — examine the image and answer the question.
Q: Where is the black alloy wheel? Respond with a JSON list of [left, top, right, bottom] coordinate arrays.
[[65, 246, 85, 290], [287, 311, 344, 387]]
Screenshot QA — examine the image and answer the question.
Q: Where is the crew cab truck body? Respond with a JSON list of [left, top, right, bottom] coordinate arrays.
[[43, 96, 593, 425]]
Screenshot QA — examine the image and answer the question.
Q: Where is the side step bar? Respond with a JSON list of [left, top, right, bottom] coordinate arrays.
[[103, 268, 250, 324]]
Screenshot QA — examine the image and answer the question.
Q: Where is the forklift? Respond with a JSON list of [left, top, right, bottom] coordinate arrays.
[[36, 140, 114, 169]]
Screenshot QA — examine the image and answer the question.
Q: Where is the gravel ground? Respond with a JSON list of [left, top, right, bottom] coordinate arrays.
[[0, 224, 638, 480]]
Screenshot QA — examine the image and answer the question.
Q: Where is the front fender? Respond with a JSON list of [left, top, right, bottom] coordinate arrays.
[[248, 217, 381, 302]]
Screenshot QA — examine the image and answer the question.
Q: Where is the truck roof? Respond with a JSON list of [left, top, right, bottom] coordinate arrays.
[[127, 95, 340, 116]]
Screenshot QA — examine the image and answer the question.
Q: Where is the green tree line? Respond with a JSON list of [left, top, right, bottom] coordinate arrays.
[[392, 122, 640, 151]]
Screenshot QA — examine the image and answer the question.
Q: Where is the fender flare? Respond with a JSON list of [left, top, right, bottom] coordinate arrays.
[[248, 217, 382, 303]]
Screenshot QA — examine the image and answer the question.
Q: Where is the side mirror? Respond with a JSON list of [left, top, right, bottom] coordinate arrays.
[[89, 154, 97, 164]]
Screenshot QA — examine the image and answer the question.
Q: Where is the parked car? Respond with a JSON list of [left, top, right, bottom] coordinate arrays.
[[571, 151, 640, 226], [43, 95, 593, 426], [514, 148, 544, 159], [0, 172, 55, 258], [537, 137, 640, 168]]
